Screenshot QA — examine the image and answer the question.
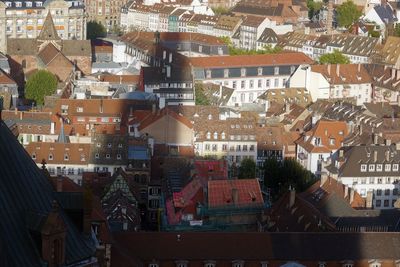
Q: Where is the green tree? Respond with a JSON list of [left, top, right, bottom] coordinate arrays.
[[307, 0, 323, 19], [319, 49, 350, 64], [211, 6, 230, 15], [238, 158, 256, 179], [87, 21, 107, 40], [195, 84, 210, 105], [25, 70, 58, 106], [263, 158, 316, 201], [394, 24, 400, 37], [336, 0, 362, 29]]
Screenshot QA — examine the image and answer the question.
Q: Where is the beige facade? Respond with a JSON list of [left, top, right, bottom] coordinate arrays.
[[0, 0, 86, 53], [85, 0, 127, 31]]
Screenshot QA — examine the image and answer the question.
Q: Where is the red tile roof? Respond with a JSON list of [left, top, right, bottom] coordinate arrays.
[[311, 64, 372, 84], [208, 179, 264, 209], [189, 52, 313, 68], [99, 74, 139, 84]]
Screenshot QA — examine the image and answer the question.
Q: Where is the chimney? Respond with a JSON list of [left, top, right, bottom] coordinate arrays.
[[289, 187, 296, 208], [50, 122, 55, 134], [0, 97, 3, 120], [20, 111, 23, 120], [374, 133, 378, 145], [321, 175, 328, 187], [327, 64, 331, 76], [366, 191, 373, 208], [349, 188, 354, 204], [232, 188, 239, 205], [386, 150, 390, 161], [357, 63, 361, 73], [374, 150, 378, 162], [219, 84, 223, 100], [57, 175, 63, 192], [336, 64, 340, 76], [100, 98, 104, 113], [344, 185, 348, 198]]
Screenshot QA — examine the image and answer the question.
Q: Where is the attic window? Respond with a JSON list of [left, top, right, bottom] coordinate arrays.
[[361, 164, 367, 172], [106, 154, 111, 159], [64, 154, 69, 161], [49, 154, 53, 161], [95, 153, 100, 159], [107, 143, 112, 148], [117, 154, 121, 160], [32, 153, 36, 160], [118, 143, 123, 148], [96, 143, 101, 147]]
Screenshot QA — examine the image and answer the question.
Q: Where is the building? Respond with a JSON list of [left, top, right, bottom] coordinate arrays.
[[0, 0, 86, 53], [0, 105, 97, 266], [111, 231, 400, 267], [296, 119, 348, 176], [374, 36, 400, 69], [85, 0, 128, 31], [363, 4, 398, 38], [189, 52, 313, 106], [290, 64, 373, 105], [335, 145, 400, 209]]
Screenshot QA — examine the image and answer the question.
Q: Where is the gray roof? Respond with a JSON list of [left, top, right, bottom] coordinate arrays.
[[257, 28, 279, 44], [374, 4, 397, 23], [0, 119, 95, 266], [339, 145, 400, 177]]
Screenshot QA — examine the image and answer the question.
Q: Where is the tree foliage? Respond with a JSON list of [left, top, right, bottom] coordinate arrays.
[[319, 49, 350, 64], [219, 37, 283, 55], [394, 24, 400, 37], [211, 6, 230, 15], [264, 158, 317, 201], [195, 84, 210, 105], [307, 0, 323, 19], [87, 21, 107, 40], [25, 70, 58, 106], [336, 0, 362, 29], [238, 158, 256, 179]]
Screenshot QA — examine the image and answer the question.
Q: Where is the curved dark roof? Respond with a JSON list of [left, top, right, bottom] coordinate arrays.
[[0, 120, 95, 266]]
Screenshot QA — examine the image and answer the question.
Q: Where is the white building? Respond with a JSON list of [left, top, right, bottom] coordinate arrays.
[[290, 64, 373, 106], [295, 119, 348, 177], [335, 145, 400, 209]]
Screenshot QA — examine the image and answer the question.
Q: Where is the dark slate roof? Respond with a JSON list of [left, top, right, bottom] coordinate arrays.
[[0, 119, 95, 266], [257, 28, 278, 44], [37, 12, 60, 41], [374, 4, 397, 24], [113, 232, 400, 261]]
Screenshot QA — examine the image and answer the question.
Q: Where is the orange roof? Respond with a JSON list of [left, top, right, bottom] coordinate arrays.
[[138, 108, 193, 130], [99, 74, 139, 84], [0, 70, 16, 85], [189, 52, 313, 68], [311, 64, 372, 84], [296, 120, 348, 153], [208, 179, 264, 209]]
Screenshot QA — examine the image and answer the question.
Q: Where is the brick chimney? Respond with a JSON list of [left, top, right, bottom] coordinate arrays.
[[289, 187, 296, 208], [56, 175, 63, 192]]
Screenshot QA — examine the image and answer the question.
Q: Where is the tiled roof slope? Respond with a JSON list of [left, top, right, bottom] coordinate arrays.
[[0, 120, 95, 266], [189, 52, 313, 68], [112, 232, 400, 261], [311, 64, 372, 84]]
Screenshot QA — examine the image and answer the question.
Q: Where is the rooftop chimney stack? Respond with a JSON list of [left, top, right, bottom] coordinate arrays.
[[57, 175, 63, 192], [327, 64, 331, 76], [374, 150, 378, 162], [336, 64, 340, 77], [357, 64, 361, 73], [289, 187, 296, 208]]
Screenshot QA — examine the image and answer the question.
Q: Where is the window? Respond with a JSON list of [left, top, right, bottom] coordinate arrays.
[[241, 68, 246, 77], [376, 189, 382, 196], [250, 145, 255, 151], [32, 153, 36, 160], [149, 264, 159, 267], [118, 143, 123, 148], [369, 164, 375, 172], [213, 132, 218, 139], [376, 199, 382, 207], [76, 107, 83, 112], [385, 164, 391, 172], [274, 67, 279, 75], [212, 144, 217, 151], [232, 260, 244, 267], [377, 164, 383, 172], [266, 79, 270, 87], [221, 132, 226, 139], [378, 178, 382, 184], [250, 80, 254, 88], [384, 199, 389, 207], [241, 81, 245, 89], [258, 79, 262, 88], [240, 93, 245, 102], [206, 132, 211, 139], [243, 145, 248, 151], [394, 188, 398, 195], [206, 70, 211, 78], [329, 138, 335, 145], [107, 143, 112, 148], [49, 154, 53, 161], [361, 164, 367, 172], [117, 154, 121, 160], [232, 81, 237, 89], [205, 144, 211, 151], [343, 264, 354, 267], [204, 262, 216, 267], [274, 79, 279, 87], [394, 164, 399, 171], [80, 154, 85, 161], [385, 189, 390, 195], [95, 153, 100, 159], [64, 154, 69, 161], [236, 145, 241, 151]]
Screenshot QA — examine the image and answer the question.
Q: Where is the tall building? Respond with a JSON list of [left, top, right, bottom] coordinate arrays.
[[0, 0, 86, 53], [84, 0, 128, 31]]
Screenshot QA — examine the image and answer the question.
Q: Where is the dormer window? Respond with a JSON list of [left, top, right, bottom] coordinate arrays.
[[64, 154, 69, 161], [376, 164, 383, 172], [274, 67, 279, 75], [206, 70, 211, 79], [26, 1, 32, 7], [241, 68, 246, 77], [204, 261, 216, 267], [118, 143, 123, 148], [149, 264, 159, 267], [96, 143, 101, 147], [393, 164, 399, 171], [208, 114, 212, 120], [232, 260, 244, 267], [5, 2, 11, 7], [221, 132, 226, 139], [258, 67, 263, 75], [361, 164, 367, 172], [369, 261, 381, 267], [106, 154, 110, 159], [15, 2, 22, 7], [261, 261, 268, 267], [95, 153, 100, 159], [213, 132, 218, 139], [224, 69, 229, 78], [76, 107, 83, 112], [107, 143, 112, 148], [343, 263, 354, 267], [32, 153, 36, 160], [117, 154, 121, 160], [385, 164, 391, 172], [49, 154, 53, 161], [369, 164, 375, 172]]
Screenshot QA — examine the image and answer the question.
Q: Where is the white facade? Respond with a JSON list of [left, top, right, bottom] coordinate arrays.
[[290, 66, 372, 105], [297, 144, 331, 175]]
